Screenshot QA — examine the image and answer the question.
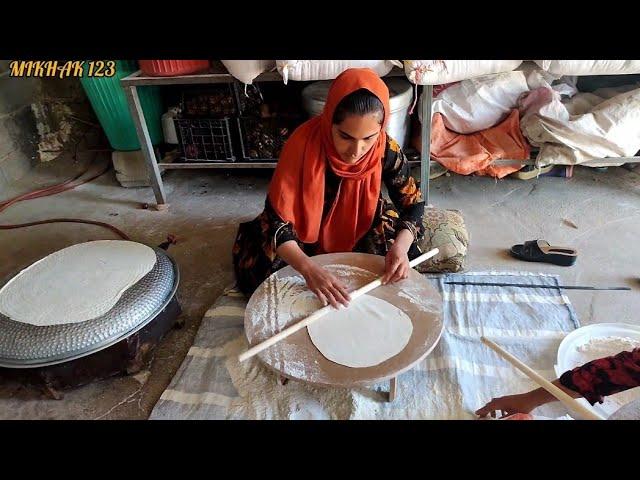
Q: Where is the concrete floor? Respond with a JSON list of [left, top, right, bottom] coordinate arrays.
[[1, 150, 639, 419]]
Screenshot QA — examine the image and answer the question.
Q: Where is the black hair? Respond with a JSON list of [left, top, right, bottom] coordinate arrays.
[[332, 88, 384, 125]]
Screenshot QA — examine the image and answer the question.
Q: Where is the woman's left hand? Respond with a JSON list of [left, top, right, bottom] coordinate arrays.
[[475, 392, 542, 419], [381, 229, 414, 285]]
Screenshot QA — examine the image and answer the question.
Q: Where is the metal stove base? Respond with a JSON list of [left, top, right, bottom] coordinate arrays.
[[0, 297, 182, 399]]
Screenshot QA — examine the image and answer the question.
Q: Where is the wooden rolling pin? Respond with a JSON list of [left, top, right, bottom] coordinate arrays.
[[238, 248, 439, 363], [480, 336, 605, 420]]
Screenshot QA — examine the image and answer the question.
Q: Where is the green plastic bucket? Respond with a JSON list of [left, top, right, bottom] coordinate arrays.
[[80, 60, 164, 151]]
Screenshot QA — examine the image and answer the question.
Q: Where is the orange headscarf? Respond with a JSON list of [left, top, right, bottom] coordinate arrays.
[[268, 68, 390, 253]]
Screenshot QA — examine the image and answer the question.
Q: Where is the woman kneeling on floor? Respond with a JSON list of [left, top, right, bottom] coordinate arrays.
[[233, 68, 425, 307]]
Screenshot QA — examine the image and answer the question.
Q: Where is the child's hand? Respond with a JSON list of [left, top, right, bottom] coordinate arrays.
[[475, 392, 541, 419]]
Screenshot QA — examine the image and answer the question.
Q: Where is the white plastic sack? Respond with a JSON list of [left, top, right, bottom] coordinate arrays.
[[521, 87, 640, 166], [276, 60, 402, 84], [534, 60, 640, 76], [221, 60, 275, 84], [419, 71, 529, 134], [516, 61, 577, 94], [405, 60, 522, 85], [563, 84, 640, 116]]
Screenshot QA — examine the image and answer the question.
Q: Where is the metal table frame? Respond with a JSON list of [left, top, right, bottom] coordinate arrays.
[[121, 68, 291, 209], [120, 66, 428, 209]]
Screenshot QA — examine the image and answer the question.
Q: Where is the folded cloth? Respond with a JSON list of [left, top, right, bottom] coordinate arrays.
[[430, 110, 530, 178]]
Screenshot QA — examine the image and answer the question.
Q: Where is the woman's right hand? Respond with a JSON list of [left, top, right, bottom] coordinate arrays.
[[300, 261, 351, 309]]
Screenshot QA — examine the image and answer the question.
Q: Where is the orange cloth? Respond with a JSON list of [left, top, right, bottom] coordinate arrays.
[[268, 68, 390, 253], [430, 110, 530, 178]]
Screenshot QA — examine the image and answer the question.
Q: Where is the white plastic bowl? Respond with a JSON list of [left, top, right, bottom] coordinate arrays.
[[555, 323, 640, 419]]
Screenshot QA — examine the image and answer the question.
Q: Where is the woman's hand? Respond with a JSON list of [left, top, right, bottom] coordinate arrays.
[[476, 380, 582, 419], [300, 260, 351, 309], [475, 392, 542, 419], [275, 241, 350, 309], [381, 229, 414, 285]]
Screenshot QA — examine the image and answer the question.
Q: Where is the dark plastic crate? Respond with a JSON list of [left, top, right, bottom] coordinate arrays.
[[175, 117, 236, 162], [237, 115, 302, 162], [181, 85, 238, 119]]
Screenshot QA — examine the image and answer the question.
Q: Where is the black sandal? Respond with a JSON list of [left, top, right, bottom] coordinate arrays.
[[510, 240, 577, 267]]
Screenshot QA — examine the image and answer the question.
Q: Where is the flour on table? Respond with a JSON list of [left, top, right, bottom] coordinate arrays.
[[323, 264, 377, 290], [248, 263, 429, 375], [248, 264, 377, 340], [260, 339, 323, 383], [397, 286, 441, 313], [248, 274, 307, 339]]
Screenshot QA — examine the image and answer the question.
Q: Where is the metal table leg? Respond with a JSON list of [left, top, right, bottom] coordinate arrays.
[[420, 85, 433, 207], [124, 85, 168, 209]]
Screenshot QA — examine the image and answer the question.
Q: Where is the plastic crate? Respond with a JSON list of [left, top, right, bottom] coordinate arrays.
[[237, 115, 302, 162], [138, 60, 210, 77], [181, 85, 238, 118], [175, 117, 236, 162]]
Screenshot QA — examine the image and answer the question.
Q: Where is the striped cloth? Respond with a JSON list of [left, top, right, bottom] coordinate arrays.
[[150, 271, 579, 420]]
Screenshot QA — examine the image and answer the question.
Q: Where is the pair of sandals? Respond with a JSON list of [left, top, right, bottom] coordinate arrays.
[[510, 240, 577, 267]]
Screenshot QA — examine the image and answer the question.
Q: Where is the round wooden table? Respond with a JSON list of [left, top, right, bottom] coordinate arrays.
[[244, 253, 443, 401]]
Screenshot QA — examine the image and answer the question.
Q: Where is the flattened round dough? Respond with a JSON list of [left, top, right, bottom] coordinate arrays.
[[307, 295, 413, 368], [0, 240, 157, 326]]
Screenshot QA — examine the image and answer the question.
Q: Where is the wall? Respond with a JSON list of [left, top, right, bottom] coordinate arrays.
[[0, 60, 94, 191], [0, 60, 39, 190]]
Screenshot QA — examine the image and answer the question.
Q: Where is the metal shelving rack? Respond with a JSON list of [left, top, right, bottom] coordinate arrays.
[[122, 62, 640, 210], [120, 64, 425, 210]]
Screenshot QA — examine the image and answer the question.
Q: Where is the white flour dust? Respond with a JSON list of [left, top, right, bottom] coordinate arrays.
[[223, 333, 423, 420], [323, 264, 377, 289], [245, 263, 439, 395], [249, 274, 307, 339], [576, 336, 639, 359], [397, 286, 441, 313], [249, 264, 377, 339], [224, 334, 356, 420], [568, 335, 640, 415], [247, 264, 378, 382]]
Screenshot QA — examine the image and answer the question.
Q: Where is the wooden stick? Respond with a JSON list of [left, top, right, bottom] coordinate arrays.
[[238, 248, 440, 363], [388, 377, 398, 402], [480, 336, 605, 420]]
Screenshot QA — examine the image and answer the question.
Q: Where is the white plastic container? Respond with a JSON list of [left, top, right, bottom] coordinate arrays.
[[301, 77, 414, 148], [555, 323, 640, 419], [221, 60, 275, 84], [162, 107, 180, 145]]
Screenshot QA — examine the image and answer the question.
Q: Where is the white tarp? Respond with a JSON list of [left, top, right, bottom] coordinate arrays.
[[521, 86, 640, 166]]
